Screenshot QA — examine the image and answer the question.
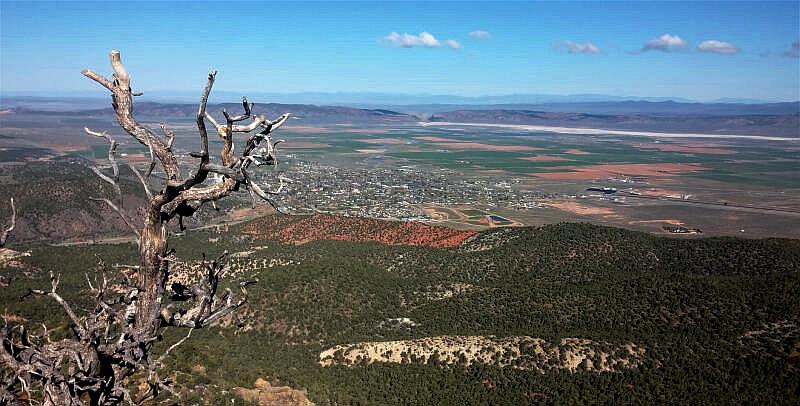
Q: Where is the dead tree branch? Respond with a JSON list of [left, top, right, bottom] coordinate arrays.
[[1, 49, 294, 405], [0, 197, 15, 248]]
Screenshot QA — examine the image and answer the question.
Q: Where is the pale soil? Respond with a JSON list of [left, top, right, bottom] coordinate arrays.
[[637, 188, 688, 198], [530, 163, 705, 180], [418, 205, 524, 228], [354, 149, 387, 154], [0, 248, 30, 267], [320, 335, 646, 373], [630, 142, 737, 155], [167, 255, 298, 286], [419, 121, 800, 141], [543, 201, 618, 217], [233, 378, 314, 406], [564, 149, 590, 155]]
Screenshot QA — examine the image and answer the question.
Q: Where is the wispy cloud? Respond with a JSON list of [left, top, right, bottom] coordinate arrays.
[[558, 40, 600, 54], [697, 40, 739, 54], [784, 40, 800, 58], [469, 30, 490, 39], [642, 34, 687, 52], [444, 39, 463, 50], [382, 32, 461, 50]]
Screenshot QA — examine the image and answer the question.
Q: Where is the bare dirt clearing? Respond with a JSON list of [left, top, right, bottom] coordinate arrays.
[[320, 335, 646, 373], [564, 149, 591, 155], [631, 142, 737, 155], [543, 201, 619, 218], [531, 163, 705, 180]]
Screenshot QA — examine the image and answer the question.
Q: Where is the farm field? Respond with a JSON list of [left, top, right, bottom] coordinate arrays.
[[2, 114, 799, 240], [270, 123, 800, 238]]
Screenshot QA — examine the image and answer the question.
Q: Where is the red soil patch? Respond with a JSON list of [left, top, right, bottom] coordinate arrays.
[[531, 163, 705, 180], [519, 155, 571, 162], [280, 142, 331, 149], [431, 142, 542, 152], [359, 138, 406, 145], [241, 214, 475, 248], [564, 149, 590, 155], [631, 142, 736, 155]]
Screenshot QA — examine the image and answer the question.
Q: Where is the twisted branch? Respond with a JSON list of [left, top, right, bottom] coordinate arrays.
[[0, 49, 299, 405], [0, 197, 15, 247]]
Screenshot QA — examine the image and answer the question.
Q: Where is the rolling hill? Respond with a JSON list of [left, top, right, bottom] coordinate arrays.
[[1, 219, 798, 404]]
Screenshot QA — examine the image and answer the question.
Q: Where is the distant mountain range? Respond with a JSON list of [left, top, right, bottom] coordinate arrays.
[[2, 92, 796, 109], [398, 101, 800, 115], [3, 98, 798, 137], [4, 102, 415, 124], [2, 94, 798, 116]]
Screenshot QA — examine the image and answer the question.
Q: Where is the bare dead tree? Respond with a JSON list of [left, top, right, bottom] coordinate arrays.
[[0, 198, 15, 248], [0, 50, 291, 405]]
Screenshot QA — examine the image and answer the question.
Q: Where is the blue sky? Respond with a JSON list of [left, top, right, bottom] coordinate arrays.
[[1, 1, 798, 101]]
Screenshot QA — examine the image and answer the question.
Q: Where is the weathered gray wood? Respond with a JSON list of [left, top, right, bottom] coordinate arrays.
[[1, 49, 293, 405], [0, 197, 14, 247]]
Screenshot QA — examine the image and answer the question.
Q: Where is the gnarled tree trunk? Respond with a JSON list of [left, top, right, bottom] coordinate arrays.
[[1, 50, 293, 405]]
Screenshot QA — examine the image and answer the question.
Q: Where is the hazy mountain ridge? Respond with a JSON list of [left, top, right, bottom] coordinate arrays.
[[5, 102, 416, 124], [392, 100, 800, 115], [427, 109, 800, 137], [4, 99, 799, 136]]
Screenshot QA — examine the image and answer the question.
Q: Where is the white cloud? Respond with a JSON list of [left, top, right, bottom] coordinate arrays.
[[642, 34, 687, 52], [469, 30, 490, 39], [697, 40, 739, 54], [382, 32, 462, 50], [559, 40, 600, 54], [383, 31, 441, 48], [784, 41, 800, 58], [444, 39, 463, 50]]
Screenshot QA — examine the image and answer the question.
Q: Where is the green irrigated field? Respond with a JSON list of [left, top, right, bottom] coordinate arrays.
[[282, 126, 800, 190]]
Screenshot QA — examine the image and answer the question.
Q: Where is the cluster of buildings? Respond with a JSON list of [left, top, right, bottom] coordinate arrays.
[[258, 160, 552, 220]]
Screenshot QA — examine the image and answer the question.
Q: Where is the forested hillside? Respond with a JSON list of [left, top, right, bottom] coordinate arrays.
[[1, 221, 798, 404]]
